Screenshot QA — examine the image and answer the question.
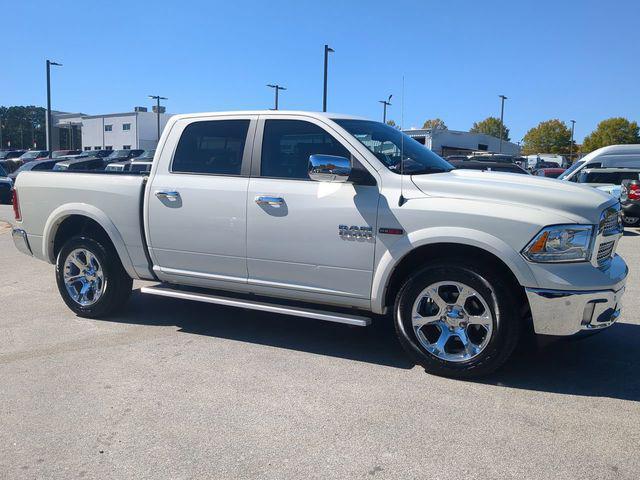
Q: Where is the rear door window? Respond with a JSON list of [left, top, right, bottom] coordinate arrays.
[[172, 120, 250, 175]]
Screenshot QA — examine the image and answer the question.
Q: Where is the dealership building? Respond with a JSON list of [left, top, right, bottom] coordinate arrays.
[[403, 127, 521, 157], [50, 107, 172, 151]]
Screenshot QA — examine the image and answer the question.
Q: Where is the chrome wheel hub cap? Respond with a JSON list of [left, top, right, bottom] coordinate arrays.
[[63, 249, 105, 307], [411, 281, 494, 362]]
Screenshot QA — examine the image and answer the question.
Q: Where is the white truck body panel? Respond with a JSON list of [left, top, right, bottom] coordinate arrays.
[[12, 110, 628, 336]]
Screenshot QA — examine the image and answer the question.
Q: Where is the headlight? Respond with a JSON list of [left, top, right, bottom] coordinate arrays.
[[522, 225, 594, 262]]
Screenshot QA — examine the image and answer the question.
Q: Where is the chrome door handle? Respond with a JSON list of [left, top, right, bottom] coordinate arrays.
[[155, 190, 181, 202], [255, 195, 284, 206]]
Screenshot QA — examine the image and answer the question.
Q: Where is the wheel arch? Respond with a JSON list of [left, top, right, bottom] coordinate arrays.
[[372, 228, 536, 315], [44, 204, 138, 279]]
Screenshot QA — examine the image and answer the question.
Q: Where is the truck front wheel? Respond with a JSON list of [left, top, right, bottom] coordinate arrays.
[[55, 235, 133, 318], [394, 260, 521, 378]]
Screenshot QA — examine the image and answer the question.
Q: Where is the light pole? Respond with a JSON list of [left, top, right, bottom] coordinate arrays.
[[569, 120, 576, 164], [148, 95, 168, 144], [267, 84, 286, 110], [323, 44, 334, 112], [46, 59, 62, 157], [379, 95, 392, 123], [498, 94, 507, 153]]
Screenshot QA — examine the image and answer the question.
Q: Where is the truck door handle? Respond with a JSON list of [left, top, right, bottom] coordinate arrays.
[[155, 190, 181, 202], [255, 195, 284, 206]]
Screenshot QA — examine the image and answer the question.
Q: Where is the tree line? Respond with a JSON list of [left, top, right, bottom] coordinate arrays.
[[388, 116, 640, 158], [0, 106, 47, 150]]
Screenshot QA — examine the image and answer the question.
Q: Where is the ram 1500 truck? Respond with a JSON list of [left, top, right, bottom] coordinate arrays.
[[11, 111, 628, 378]]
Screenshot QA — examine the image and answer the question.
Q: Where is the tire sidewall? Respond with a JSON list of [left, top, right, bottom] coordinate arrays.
[[395, 261, 519, 378], [55, 236, 117, 317]]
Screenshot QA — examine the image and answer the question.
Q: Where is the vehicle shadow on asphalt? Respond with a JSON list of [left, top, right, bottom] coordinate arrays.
[[107, 290, 640, 401], [106, 290, 415, 370], [480, 323, 640, 402]]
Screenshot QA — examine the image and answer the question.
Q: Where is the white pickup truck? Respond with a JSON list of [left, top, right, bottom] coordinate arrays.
[[11, 111, 628, 378]]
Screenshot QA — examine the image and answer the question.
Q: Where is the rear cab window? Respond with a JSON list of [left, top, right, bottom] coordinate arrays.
[[172, 120, 251, 175]]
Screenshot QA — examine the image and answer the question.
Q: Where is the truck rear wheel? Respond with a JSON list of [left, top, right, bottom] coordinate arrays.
[[55, 235, 132, 318], [394, 260, 521, 378]]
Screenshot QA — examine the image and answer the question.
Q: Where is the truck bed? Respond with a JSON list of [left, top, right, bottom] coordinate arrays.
[[15, 171, 151, 279]]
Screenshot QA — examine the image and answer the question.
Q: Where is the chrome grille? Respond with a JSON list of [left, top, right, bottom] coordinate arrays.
[[597, 241, 615, 266], [600, 205, 622, 236]]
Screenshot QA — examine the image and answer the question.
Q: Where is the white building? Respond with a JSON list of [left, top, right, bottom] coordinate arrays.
[[54, 108, 172, 151], [403, 128, 521, 157]]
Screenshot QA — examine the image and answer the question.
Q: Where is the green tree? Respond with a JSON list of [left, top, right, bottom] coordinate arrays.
[[582, 117, 640, 152], [469, 116, 509, 141], [522, 119, 572, 155], [422, 118, 447, 130], [0, 106, 47, 150], [386, 119, 400, 130]]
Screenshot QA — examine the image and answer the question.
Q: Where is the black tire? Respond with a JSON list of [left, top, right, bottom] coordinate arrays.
[[394, 259, 522, 378], [55, 235, 132, 318]]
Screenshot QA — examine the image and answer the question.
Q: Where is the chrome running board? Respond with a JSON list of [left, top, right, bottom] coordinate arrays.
[[140, 285, 371, 327]]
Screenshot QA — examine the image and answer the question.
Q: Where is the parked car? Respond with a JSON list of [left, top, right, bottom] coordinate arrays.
[[466, 154, 515, 163], [559, 144, 640, 182], [0, 164, 12, 204], [51, 150, 82, 158], [526, 154, 566, 169], [15, 150, 49, 166], [534, 161, 561, 171], [621, 179, 640, 227], [104, 149, 144, 162], [575, 168, 640, 199], [535, 167, 566, 178], [8, 158, 65, 181], [445, 154, 470, 162], [75, 149, 112, 159], [105, 160, 153, 173], [449, 159, 530, 174], [53, 156, 109, 171], [10, 110, 626, 379], [0, 150, 27, 173]]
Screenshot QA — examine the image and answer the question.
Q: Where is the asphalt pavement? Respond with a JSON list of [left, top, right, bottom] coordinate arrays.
[[1, 204, 639, 479]]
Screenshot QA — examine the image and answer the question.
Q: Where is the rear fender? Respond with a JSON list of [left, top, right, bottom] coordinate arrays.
[[42, 203, 138, 279]]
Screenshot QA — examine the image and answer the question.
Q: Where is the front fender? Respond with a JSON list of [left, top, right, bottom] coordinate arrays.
[[370, 226, 537, 314], [42, 203, 138, 279]]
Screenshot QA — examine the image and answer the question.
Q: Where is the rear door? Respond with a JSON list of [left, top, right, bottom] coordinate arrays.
[[246, 115, 380, 301], [147, 115, 256, 287]]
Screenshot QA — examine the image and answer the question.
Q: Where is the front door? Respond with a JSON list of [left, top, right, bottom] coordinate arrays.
[[147, 116, 256, 287], [246, 116, 379, 300]]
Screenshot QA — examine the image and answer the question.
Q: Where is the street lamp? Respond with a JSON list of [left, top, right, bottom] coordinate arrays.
[[148, 95, 168, 144], [498, 94, 507, 153], [569, 120, 576, 164], [323, 44, 334, 112], [46, 59, 62, 157], [267, 84, 286, 110], [379, 95, 392, 123]]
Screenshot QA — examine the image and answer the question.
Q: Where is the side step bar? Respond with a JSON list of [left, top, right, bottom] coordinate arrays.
[[140, 285, 371, 327]]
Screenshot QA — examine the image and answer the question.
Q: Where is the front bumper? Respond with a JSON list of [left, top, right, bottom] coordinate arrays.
[[526, 285, 625, 336], [12, 228, 33, 256]]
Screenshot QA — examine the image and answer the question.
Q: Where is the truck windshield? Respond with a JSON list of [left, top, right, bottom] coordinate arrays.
[[333, 119, 453, 175], [558, 160, 584, 180]]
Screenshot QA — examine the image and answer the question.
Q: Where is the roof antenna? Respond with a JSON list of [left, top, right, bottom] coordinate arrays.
[[398, 75, 407, 206]]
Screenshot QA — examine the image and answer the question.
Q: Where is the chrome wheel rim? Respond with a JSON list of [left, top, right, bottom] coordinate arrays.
[[411, 281, 494, 362], [63, 248, 105, 307], [624, 216, 639, 225]]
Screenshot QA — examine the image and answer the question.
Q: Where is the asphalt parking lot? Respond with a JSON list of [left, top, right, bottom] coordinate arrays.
[[1, 204, 639, 480]]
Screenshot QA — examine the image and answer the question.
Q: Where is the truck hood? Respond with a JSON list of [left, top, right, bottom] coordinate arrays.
[[411, 169, 616, 224]]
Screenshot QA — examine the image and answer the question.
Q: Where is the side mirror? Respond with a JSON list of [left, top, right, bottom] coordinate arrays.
[[308, 154, 351, 183]]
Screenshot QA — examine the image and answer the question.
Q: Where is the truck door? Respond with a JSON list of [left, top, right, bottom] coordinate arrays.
[[146, 116, 256, 288], [246, 116, 379, 301]]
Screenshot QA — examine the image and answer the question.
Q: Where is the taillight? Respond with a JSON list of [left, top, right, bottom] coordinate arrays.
[[12, 188, 21, 221], [629, 185, 640, 201]]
